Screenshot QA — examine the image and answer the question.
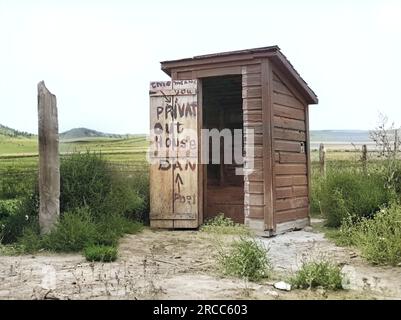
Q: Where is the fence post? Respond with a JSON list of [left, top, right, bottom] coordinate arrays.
[[362, 144, 368, 174], [319, 143, 326, 176], [38, 81, 60, 234]]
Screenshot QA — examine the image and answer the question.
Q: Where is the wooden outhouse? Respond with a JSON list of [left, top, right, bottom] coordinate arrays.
[[149, 46, 318, 236]]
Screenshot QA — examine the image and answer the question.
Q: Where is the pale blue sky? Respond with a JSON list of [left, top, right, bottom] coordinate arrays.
[[0, 0, 400, 134]]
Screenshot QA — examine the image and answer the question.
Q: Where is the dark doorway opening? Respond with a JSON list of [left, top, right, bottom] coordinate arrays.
[[202, 75, 244, 223]]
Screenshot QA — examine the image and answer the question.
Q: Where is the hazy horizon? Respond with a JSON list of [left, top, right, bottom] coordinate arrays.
[[1, 0, 400, 134], [0, 123, 388, 135], [0, 122, 384, 136]]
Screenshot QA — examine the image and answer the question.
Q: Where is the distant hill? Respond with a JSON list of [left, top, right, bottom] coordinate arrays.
[[0, 123, 388, 150], [60, 127, 128, 140], [0, 124, 34, 138]]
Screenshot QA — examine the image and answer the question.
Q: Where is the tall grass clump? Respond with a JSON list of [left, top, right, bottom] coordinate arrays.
[[290, 259, 343, 290], [319, 169, 393, 227], [0, 189, 39, 244], [310, 172, 324, 216], [60, 152, 113, 217], [94, 213, 143, 246], [84, 245, 118, 262], [42, 207, 97, 252], [344, 202, 401, 266], [102, 173, 146, 222], [218, 236, 270, 281]]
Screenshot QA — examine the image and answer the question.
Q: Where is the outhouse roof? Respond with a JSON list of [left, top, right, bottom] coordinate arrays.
[[161, 46, 318, 104]]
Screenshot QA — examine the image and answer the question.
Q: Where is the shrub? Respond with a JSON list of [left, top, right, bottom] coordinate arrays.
[[349, 203, 401, 266], [60, 152, 147, 221], [94, 214, 143, 246], [123, 172, 149, 223], [218, 236, 270, 281], [291, 260, 343, 290], [84, 245, 117, 262], [0, 199, 21, 220], [319, 170, 393, 227], [310, 173, 324, 216], [18, 225, 42, 253], [42, 207, 97, 252], [60, 152, 113, 217], [102, 175, 145, 220], [201, 214, 250, 235], [0, 189, 39, 244]]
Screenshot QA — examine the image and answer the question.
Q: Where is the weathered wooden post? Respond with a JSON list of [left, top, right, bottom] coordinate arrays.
[[319, 143, 326, 176], [38, 81, 60, 234], [362, 144, 368, 174]]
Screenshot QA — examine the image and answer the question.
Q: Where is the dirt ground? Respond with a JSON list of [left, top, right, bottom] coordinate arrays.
[[0, 220, 400, 300]]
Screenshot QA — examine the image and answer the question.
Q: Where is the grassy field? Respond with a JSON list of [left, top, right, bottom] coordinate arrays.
[[0, 135, 149, 200], [1, 134, 378, 187], [0, 135, 149, 171]]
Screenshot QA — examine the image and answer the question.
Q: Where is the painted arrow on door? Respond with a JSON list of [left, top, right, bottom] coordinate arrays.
[[175, 173, 184, 193], [161, 91, 172, 104]]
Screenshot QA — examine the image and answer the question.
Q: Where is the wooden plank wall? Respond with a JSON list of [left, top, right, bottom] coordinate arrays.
[[272, 72, 309, 225], [242, 65, 265, 222]]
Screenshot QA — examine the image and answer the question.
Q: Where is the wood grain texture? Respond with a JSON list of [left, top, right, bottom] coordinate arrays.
[[243, 86, 262, 99], [261, 59, 275, 231], [149, 80, 199, 226], [274, 116, 306, 131], [275, 140, 303, 152], [275, 207, 309, 223], [243, 98, 262, 110], [274, 128, 306, 141], [275, 164, 307, 175], [274, 104, 305, 120], [276, 197, 309, 212], [38, 81, 60, 235], [272, 71, 310, 227], [276, 152, 307, 164]]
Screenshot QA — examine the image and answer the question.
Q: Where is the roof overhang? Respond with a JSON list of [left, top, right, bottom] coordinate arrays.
[[160, 46, 318, 105]]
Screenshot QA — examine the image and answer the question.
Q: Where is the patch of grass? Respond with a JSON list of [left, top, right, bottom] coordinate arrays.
[[60, 152, 113, 217], [84, 245, 117, 262], [0, 199, 22, 220], [18, 225, 42, 254], [0, 243, 25, 256], [102, 174, 146, 221], [318, 170, 393, 227], [201, 214, 250, 236], [94, 214, 143, 246], [310, 173, 324, 217], [346, 203, 401, 266], [291, 260, 343, 291], [0, 189, 39, 244], [42, 207, 97, 252], [13, 209, 143, 254], [218, 236, 270, 281]]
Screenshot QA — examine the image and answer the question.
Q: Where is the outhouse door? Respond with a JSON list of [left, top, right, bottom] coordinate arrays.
[[149, 80, 200, 228]]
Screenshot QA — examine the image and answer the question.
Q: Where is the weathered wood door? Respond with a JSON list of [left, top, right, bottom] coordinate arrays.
[[149, 80, 199, 228]]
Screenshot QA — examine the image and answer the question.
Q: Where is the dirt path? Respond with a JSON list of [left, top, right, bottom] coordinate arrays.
[[0, 224, 400, 300]]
